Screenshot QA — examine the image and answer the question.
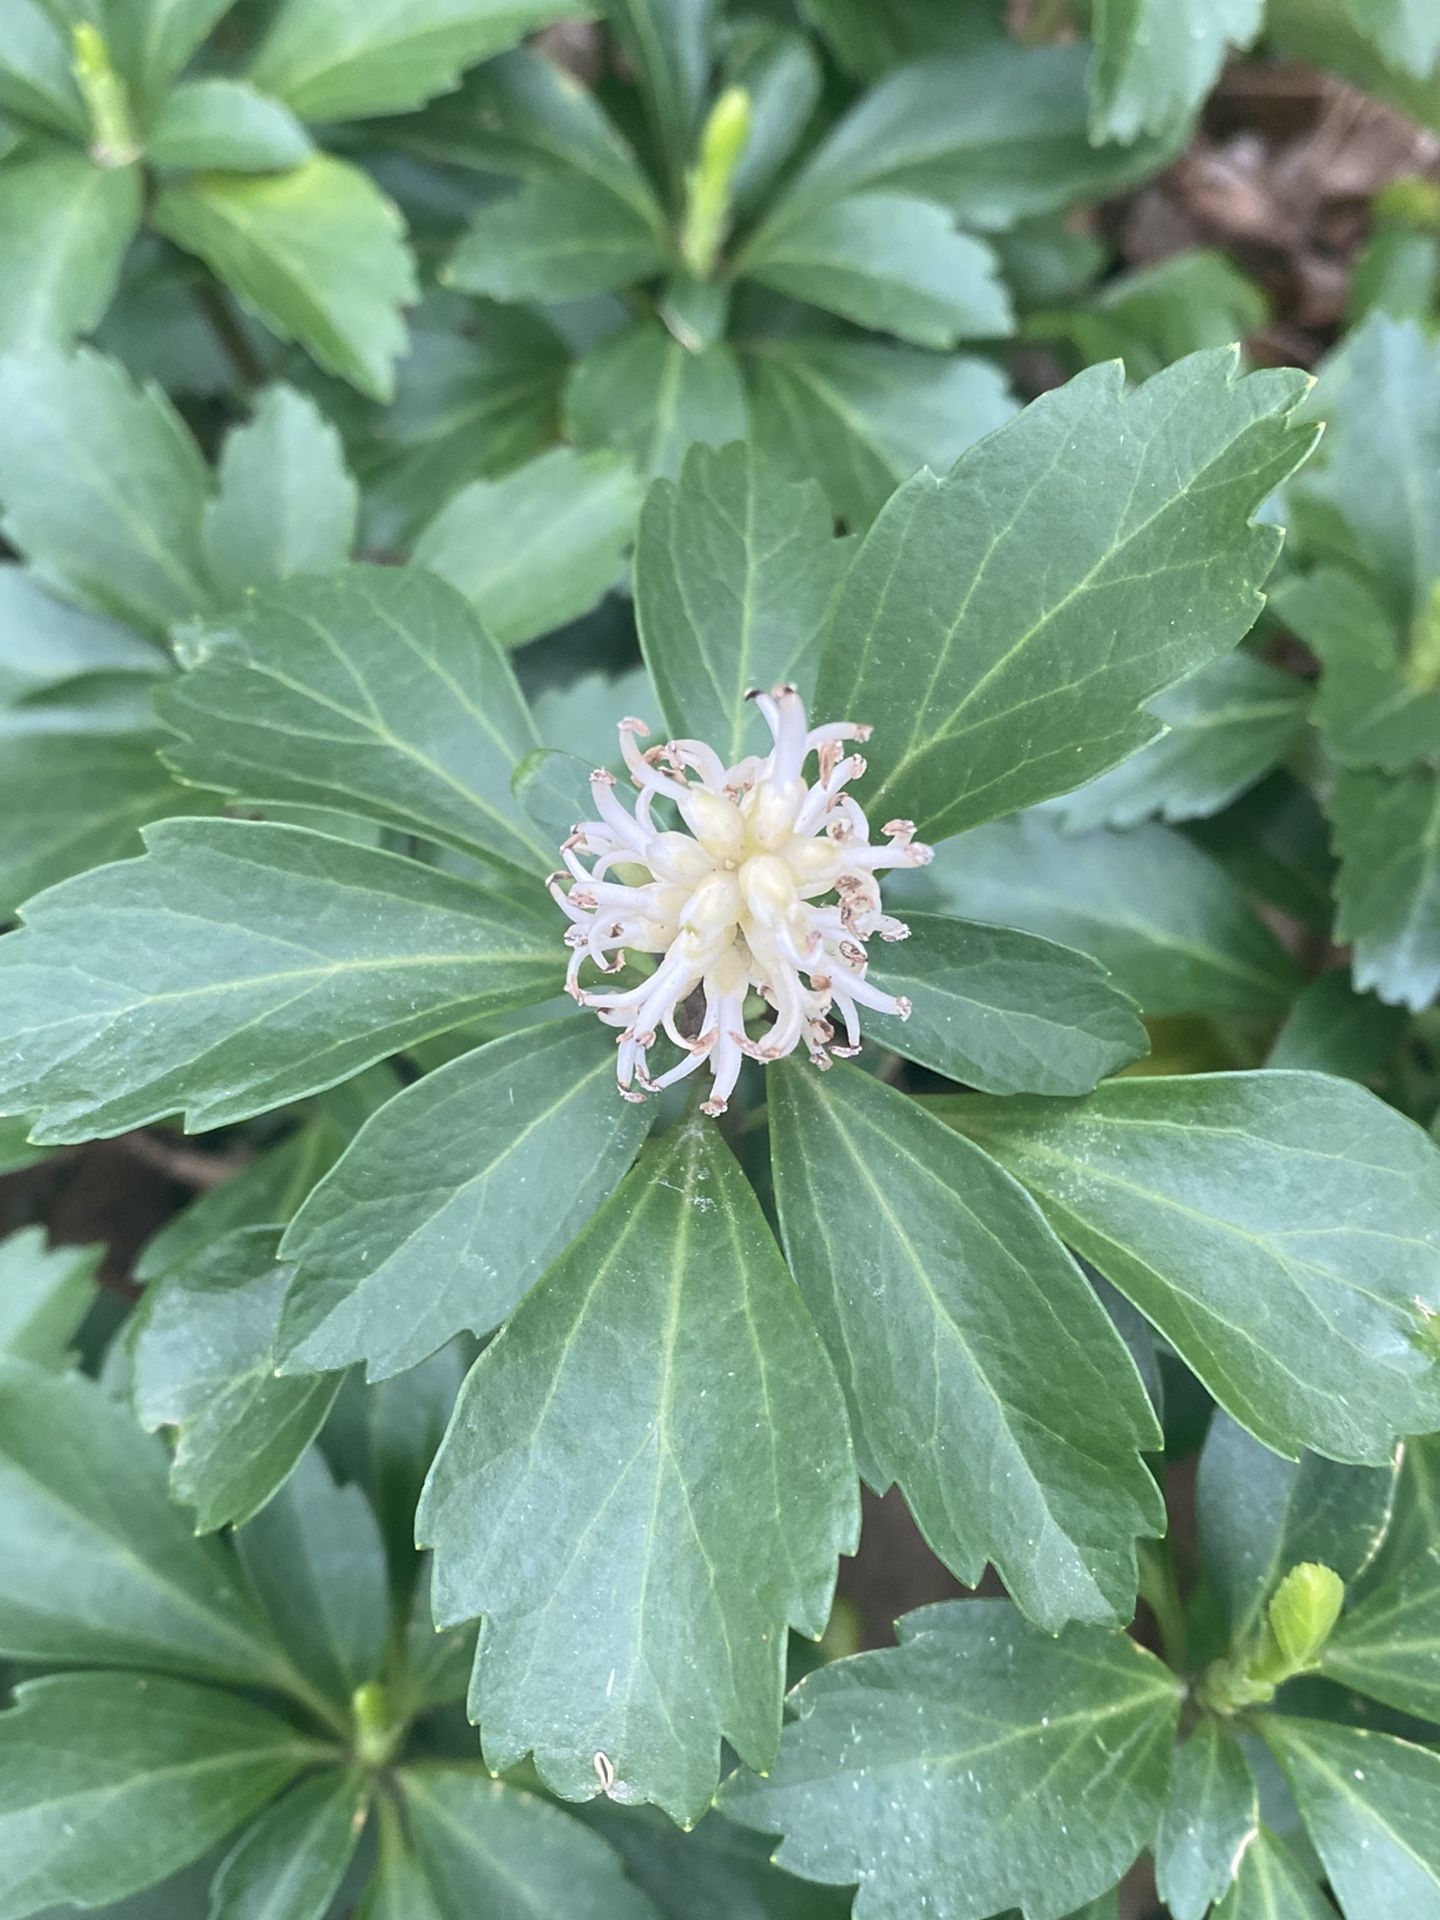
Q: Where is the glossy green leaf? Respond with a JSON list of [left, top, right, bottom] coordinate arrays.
[[1034, 247, 1269, 385], [152, 158, 417, 402], [133, 1225, 341, 1530], [1267, 969, 1408, 1079], [1156, 1720, 1260, 1920], [155, 567, 547, 872], [771, 1062, 1161, 1629], [0, 144, 139, 352], [741, 194, 1011, 349], [0, 2, 86, 136], [0, 344, 213, 634], [0, 1228, 95, 1369], [0, 817, 557, 1143], [797, 0, 1009, 75], [279, 1020, 648, 1380], [1197, 1413, 1398, 1641], [775, 41, 1179, 231], [1296, 313, 1440, 623], [0, 679, 199, 914], [908, 811, 1300, 1017], [251, 0, 589, 122], [211, 1770, 369, 1920], [635, 440, 850, 761], [1368, 1432, 1440, 1589], [103, 0, 233, 110], [1276, 569, 1440, 773], [581, 1803, 852, 1919], [605, 0, 712, 194], [235, 1449, 390, 1711], [745, 336, 1015, 529], [1213, 1827, 1337, 1920], [941, 1073, 1440, 1463], [0, 1672, 314, 1919], [720, 1599, 1182, 1920], [413, 447, 642, 649], [419, 1120, 857, 1822], [1054, 652, 1312, 832], [818, 352, 1316, 841], [448, 177, 669, 302], [146, 79, 314, 172], [0, 565, 158, 703], [396, 1767, 662, 1917], [1188, 770, 1336, 932], [1089, 0, 1262, 144], [1323, 1546, 1440, 1721], [0, 1359, 293, 1687], [362, 310, 569, 548], [1340, 0, 1440, 77], [566, 321, 748, 482], [1331, 764, 1440, 1010], [202, 385, 357, 599], [723, 20, 822, 213], [1263, 1718, 1440, 1919], [859, 910, 1148, 1094]]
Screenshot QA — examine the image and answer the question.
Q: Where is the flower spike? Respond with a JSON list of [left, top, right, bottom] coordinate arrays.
[[550, 687, 930, 1113]]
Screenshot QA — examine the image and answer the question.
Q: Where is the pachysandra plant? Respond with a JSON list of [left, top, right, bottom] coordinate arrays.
[[4, 310, 1440, 1920]]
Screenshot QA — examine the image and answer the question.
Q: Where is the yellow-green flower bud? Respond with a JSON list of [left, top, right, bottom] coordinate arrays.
[[1267, 1562, 1345, 1671]]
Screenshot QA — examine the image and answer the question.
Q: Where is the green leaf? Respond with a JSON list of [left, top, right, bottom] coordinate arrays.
[[0, 1672, 315, 1919], [1188, 770, 1336, 933], [1276, 569, 1440, 773], [1267, 969, 1408, 1079], [1340, 0, 1440, 82], [1053, 652, 1312, 833], [908, 811, 1300, 1018], [1248, 0, 1440, 133], [771, 1062, 1161, 1629], [360, 311, 569, 548], [102, 0, 233, 111], [1332, 764, 1440, 1010], [279, 1020, 648, 1380], [1197, 1412, 1399, 1642], [0, 817, 557, 1143], [155, 567, 547, 872], [940, 1073, 1440, 1464], [0, 564, 158, 703], [634, 440, 850, 762], [413, 447, 642, 649], [1323, 1546, 1440, 1722], [0, 1, 86, 137], [1296, 313, 1440, 624], [720, 1599, 1182, 1920], [0, 144, 139, 352], [817, 350, 1316, 842], [0, 678, 200, 915], [1213, 1827, 1337, 1920], [775, 41, 1180, 232], [0, 1226, 96, 1368], [1089, 0, 1262, 144], [152, 158, 417, 402], [605, 0, 713, 196], [858, 910, 1148, 1095], [235, 1448, 390, 1711], [1155, 1721, 1261, 1920], [202, 384, 357, 600], [581, 1803, 852, 1919], [210, 1770, 370, 1920], [744, 336, 1015, 529], [251, 0, 588, 122], [1262, 1717, 1440, 1918], [798, 0, 1010, 76], [394, 1766, 662, 1917], [565, 320, 748, 482], [0, 1117, 46, 1175], [722, 20, 822, 214], [740, 194, 1011, 349], [418, 1119, 857, 1823], [1368, 1432, 1440, 1589], [448, 177, 669, 302], [146, 79, 315, 172], [1034, 248, 1270, 386], [0, 344, 213, 634], [0, 1359, 293, 1687], [134, 1225, 341, 1530]]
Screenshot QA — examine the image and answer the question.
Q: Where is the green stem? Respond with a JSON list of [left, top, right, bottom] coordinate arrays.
[[1138, 1537, 1188, 1676], [71, 24, 139, 168]]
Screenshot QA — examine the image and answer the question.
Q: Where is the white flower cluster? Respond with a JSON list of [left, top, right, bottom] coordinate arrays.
[[550, 685, 932, 1114]]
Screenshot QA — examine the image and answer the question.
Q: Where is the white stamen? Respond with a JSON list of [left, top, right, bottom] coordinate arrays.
[[551, 687, 929, 1110]]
